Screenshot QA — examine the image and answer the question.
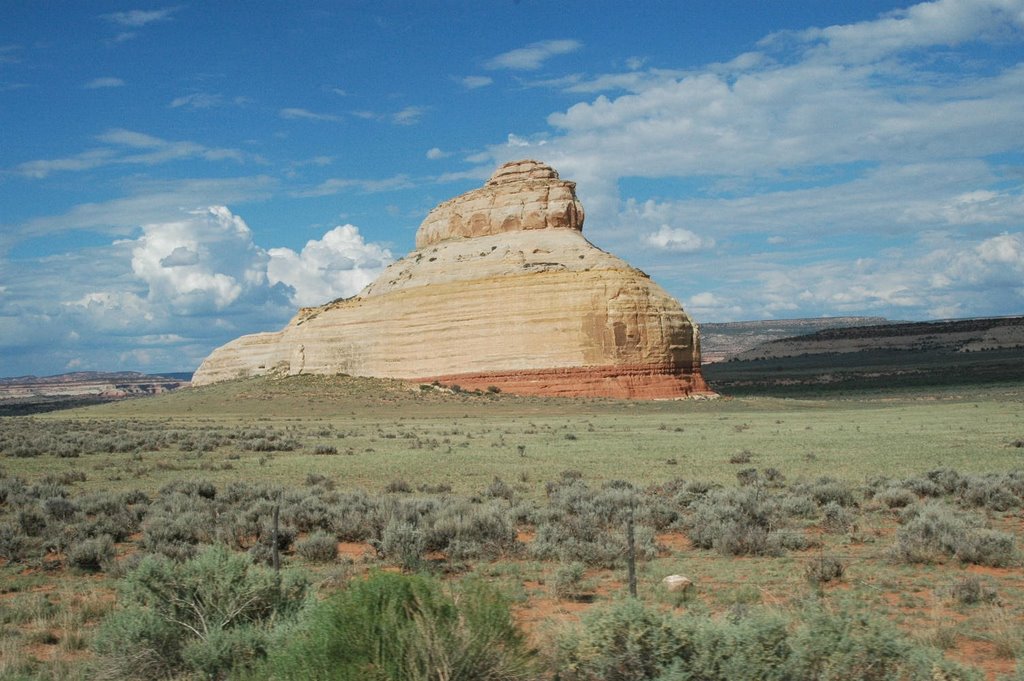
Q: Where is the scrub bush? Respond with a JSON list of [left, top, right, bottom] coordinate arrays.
[[295, 531, 338, 563], [250, 572, 534, 681], [530, 480, 657, 567], [552, 561, 588, 600], [93, 543, 308, 681], [949, 575, 998, 605], [68, 534, 115, 572], [554, 600, 980, 681], [686, 487, 785, 556], [425, 500, 519, 560], [892, 502, 1016, 567], [804, 554, 846, 585]]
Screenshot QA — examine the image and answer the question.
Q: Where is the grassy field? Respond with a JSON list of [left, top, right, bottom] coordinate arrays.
[[2, 375, 1023, 679], [9, 374, 1017, 495]]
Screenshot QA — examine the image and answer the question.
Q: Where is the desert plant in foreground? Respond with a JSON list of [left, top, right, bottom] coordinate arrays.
[[249, 571, 535, 681], [552, 561, 589, 600], [93, 543, 309, 680], [554, 600, 981, 681], [554, 598, 687, 681]]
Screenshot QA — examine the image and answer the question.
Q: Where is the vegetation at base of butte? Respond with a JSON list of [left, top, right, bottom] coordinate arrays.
[[1, 375, 1022, 679]]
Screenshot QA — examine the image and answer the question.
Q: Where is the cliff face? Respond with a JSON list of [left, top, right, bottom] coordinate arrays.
[[192, 160, 711, 398]]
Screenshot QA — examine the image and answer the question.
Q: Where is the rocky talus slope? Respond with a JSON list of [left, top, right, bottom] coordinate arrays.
[[192, 160, 711, 398]]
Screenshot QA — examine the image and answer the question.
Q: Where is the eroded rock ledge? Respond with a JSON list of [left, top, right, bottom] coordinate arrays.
[[192, 160, 711, 399]]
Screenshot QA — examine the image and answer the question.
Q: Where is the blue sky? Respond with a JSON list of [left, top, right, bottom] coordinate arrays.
[[2, 0, 1023, 376]]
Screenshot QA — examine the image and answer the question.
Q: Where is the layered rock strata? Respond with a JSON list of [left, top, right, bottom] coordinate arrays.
[[192, 160, 711, 398]]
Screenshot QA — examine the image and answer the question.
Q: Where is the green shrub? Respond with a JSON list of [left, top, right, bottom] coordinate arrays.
[[953, 529, 1016, 567], [0, 475, 28, 505], [28, 480, 67, 501], [762, 467, 786, 486], [93, 605, 183, 680], [554, 599, 687, 680], [43, 496, 79, 521], [378, 518, 425, 570], [330, 490, 377, 541], [779, 494, 817, 519], [556, 601, 980, 681], [874, 487, 918, 509], [426, 500, 519, 561], [531, 480, 657, 567], [553, 562, 588, 600], [17, 507, 47, 537], [787, 608, 979, 681], [803, 477, 858, 508], [686, 487, 784, 556], [249, 522, 297, 566], [484, 476, 515, 502], [729, 450, 753, 464], [240, 436, 299, 452], [736, 468, 759, 486], [775, 528, 817, 551], [159, 479, 217, 499], [657, 613, 796, 681], [252, 572, 534, 680], [385, 478, 413, 493], [304, 473, 333, 488], [637, 496, 679, 531], [93, 543, 308, 681], [296, 531, 338, 563], [82, 507, 144, 542], [140, 511, 205, 561], [959, 473, 1023, 511], [68, 534, 115, 572], [282, 492, 336, 532], [949, 575, 998, 605], [892, 502, 1016, 567], [821, 501, 854, 534], [804, 554, 846, 586], [181, 625, 271, 679], [0, 521, 25, 561], [925, 468, 965, 495], [895, 476, 942, 498]]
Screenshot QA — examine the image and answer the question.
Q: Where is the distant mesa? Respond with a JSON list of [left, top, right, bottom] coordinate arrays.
[[192, 160, 712, 399], [0, 371, 190, 415]]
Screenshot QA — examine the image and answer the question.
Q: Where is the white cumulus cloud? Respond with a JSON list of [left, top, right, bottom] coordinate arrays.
[[128, 206, 269, 314], [2, 204, 395, 374], [267, 225, 393, 307], [646, 226, 715, 252]]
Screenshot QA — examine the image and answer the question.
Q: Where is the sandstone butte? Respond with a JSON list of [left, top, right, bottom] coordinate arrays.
[[192, 160, 713, 399]]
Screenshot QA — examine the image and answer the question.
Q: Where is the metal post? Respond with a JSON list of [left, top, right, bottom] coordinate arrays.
[[627, 503, 637, 598], [271, 503, 281, 573]]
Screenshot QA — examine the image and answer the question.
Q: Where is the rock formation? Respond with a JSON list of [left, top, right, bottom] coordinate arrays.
[[192, 160, 711, 399]]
